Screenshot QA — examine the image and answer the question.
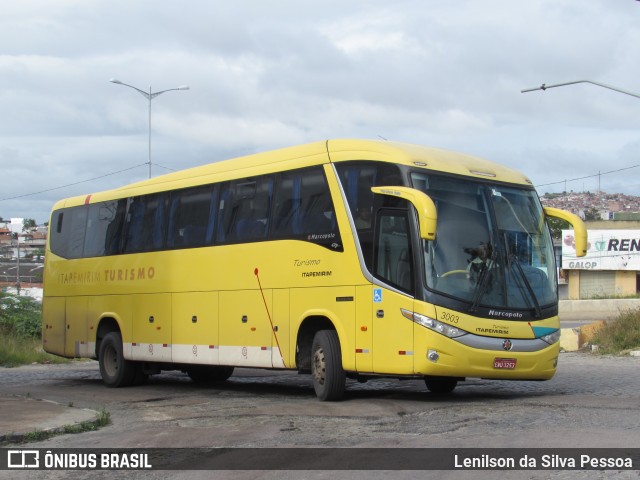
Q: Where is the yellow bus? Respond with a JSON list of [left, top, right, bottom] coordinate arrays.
[[42, 139, 586, 400]]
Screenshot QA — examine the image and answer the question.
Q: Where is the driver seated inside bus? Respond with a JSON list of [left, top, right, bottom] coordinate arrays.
[[464, 242, 495, 284]]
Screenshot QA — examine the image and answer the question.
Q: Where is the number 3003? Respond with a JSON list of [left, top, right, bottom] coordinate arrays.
[[440, 312, 459, 324]]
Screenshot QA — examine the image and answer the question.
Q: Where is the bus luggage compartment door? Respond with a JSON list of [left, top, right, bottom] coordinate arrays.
[[219, 289, 274, 368]]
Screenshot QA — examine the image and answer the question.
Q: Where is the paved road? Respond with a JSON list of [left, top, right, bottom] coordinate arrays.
[[1, 352, 639, 479]]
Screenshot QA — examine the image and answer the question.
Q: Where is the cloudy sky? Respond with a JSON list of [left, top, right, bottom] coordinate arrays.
[[2, 0, 640, 224]]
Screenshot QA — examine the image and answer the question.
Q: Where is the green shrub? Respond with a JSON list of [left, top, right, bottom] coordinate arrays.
[[0, 292, 42, 338], [0, 292, 63, 367], [591, 308, 640, 354]]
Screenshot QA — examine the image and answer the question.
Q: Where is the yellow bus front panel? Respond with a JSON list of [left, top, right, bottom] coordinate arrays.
[[412, 323, 559, 380]]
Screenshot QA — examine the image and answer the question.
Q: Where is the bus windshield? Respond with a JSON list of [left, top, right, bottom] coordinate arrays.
[[411, 172, 556, 314]]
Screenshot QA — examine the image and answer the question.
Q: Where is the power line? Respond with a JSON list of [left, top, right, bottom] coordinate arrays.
[[2, 155, 638, 204], [535, 163, 640, 189], [0, 163, 148, 202], [154, 163, 177, 173]]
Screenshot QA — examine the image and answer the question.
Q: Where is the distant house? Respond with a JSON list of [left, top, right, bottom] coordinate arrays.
[[0, 227, 12, 247], [0, 223, 47, 261]]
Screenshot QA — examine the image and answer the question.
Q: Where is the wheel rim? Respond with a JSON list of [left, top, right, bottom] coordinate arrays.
[[312, 347, 326, 386], [103, 344, 118, 378]]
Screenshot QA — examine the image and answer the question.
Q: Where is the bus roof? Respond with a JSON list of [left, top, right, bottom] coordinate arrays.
[[327, 139, 532, 186], [53, 139, 532, 209]]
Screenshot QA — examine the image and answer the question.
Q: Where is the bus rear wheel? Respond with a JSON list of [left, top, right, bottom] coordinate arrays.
[[99, 332, 136, 387], [311, 330, 346, 401], [424, 376, 458, 394]]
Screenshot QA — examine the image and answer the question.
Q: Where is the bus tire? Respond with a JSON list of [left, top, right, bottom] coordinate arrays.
[[311, 330, 346, 401], [187, 366, 234, 384], [424, 377, 457, 394], [99, 332, 136, 387]]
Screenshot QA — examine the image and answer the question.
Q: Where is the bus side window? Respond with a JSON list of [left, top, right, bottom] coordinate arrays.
[[167, 186, 213, 249], [336, 162, 404, 266], [50, 210, 68, 258], [84, 200, 126, 257], [68, 206, 88, 259], [272, 172, 302, 236], [272, 167, 340, 249], [123, 193, 168, 253], [373, 209, 414, 294], [217, 177, 273, 244], [49, 205, 88, 259]]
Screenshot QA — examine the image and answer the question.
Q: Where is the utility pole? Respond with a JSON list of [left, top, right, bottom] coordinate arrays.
[[15, 235, 20, 295]]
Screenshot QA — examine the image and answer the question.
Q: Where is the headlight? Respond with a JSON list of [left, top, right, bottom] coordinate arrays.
[[540, 329, 561, 345], [401, 309, 468, 338]]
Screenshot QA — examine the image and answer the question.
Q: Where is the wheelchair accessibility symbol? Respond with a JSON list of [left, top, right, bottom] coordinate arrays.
[[373, 288, 383, 303]]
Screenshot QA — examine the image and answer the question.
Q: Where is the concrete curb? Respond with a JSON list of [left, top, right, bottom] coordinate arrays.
[[0, 394, 102, 444], [560, 321, 607, 352], [559, 299, 640, 317]]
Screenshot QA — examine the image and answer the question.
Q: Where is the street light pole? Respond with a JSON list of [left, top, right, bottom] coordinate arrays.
[[521, 80, 640, 100], [109, 78, 190, 178]]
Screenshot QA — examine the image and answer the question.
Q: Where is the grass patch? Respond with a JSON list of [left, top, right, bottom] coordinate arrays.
[[62, 407, 111, 434], [0, 292, 68, 367], [0, 330, 68, 367], [587, 293, 640, 300], [10, 408, 111, 444], [590, 308, 640, 354]]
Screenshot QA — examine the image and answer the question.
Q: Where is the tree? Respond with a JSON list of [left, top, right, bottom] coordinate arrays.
[[583, 207, 601, 221], [547, 218, 570, 239], [22, 218, 36, 231]]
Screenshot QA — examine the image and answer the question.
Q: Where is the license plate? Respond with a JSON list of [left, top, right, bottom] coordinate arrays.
[[493, 358, 517, 369]]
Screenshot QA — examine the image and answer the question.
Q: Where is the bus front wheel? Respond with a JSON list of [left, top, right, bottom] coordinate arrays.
[[311, 330, 346, 401], [99, 332, 136, 387]]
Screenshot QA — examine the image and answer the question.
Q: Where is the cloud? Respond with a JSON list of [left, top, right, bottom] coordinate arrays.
[[2, 0, 640, 223]]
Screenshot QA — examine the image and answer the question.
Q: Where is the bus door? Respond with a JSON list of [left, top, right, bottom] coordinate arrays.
[[371, 209, 415, 374]]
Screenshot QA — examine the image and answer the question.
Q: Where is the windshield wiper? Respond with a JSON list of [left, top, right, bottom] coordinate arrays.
[[468, 251, 497, 313], [509, 254, 542, 318]]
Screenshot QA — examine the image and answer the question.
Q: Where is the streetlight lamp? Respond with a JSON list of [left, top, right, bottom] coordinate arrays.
[[521, 80, 640, 100], [109, 78, 190, 178]]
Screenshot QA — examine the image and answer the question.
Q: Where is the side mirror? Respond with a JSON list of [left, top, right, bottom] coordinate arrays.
[[544, 207, 587, 257], [371, 186, 437, 240]]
